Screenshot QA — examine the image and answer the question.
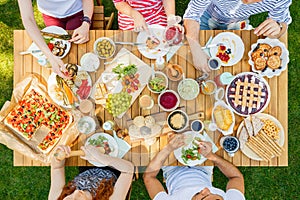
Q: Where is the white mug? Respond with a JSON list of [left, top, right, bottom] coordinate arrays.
[[191, 120, 204, 133]]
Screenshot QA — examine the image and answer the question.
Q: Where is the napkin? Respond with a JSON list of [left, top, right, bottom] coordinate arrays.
[[113, 131, 131, 158], [203, 36, 213, 57], [166, 44, 183, 62]]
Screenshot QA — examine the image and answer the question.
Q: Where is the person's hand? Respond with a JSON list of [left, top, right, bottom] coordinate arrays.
[[47, 55, 69, 79], [166, 133, 185, 151], [69, 23, 90, 44], [51, 145, 71, 169], [132, 10, 148, 32], [198, 141, 214, 159], [254, 18, 281, 38], [80, 145, 109, 165]]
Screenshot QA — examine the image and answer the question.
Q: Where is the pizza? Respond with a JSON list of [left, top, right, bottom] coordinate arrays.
[[4, 89, 72, 153]]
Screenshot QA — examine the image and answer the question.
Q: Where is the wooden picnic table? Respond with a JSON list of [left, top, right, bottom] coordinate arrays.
[[13, 30, 288, 167]]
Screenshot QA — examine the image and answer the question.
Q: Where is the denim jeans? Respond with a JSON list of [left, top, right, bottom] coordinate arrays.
[[200, 10, 251, 30]]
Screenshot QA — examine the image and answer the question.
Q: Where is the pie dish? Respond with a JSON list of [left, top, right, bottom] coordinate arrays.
[[248, 38, 289, 78], [4, 89, 72, 153], [225, 72, 270, 116]]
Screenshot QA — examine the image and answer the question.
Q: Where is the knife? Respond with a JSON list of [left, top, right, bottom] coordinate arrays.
[[115, 41, 145, 46], [41, 31, 72, 40], [19, 50, 42, 55]]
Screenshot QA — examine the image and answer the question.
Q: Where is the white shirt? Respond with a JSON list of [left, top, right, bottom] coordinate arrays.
[[154, 167, 245, 200], [37, 0, 83, 18]]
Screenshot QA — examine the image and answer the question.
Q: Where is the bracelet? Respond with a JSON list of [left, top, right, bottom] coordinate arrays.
[[81, 16, 91, 25]]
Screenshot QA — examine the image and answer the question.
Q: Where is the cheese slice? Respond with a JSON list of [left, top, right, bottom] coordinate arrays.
[[251, 115, 264, 136], [244, 117, 254, 137]]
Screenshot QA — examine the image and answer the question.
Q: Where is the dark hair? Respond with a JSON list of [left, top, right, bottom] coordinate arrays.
[[57, 177, 115, 200]]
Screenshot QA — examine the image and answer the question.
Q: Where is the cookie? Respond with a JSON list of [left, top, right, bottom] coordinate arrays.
[[268, 46, 282, 57], [251, 49, 264, 61], [258, 43, 271, 57], [254, 57, 267, 70], [267, 55, 281, 70]]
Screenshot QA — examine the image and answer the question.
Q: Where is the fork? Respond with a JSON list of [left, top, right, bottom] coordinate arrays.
[[201, 43, 224, 49]]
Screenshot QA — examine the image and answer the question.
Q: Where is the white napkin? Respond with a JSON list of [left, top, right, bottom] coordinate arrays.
[[113, 131, 131, 158]]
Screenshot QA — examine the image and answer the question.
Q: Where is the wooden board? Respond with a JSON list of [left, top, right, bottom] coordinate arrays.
[[12, 30, 288, 166]]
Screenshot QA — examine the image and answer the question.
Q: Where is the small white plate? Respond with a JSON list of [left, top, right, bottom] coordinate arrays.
[[136, 24, 170, 59], [85, 133, 119, 167], [77, 116, 96, 134], [248, 38, 289, 78], [174, 131, 218, 166], [210, 32, 244, 66], [236, 113, 284, 161], [28, 26, 71, 59]]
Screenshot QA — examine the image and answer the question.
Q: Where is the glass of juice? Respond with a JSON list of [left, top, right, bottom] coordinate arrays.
[[201, 80, 217, 95]]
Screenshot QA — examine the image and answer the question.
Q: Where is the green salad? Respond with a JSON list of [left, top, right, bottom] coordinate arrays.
[[181, 137, 202, 164], [149, 76, 166, 92]]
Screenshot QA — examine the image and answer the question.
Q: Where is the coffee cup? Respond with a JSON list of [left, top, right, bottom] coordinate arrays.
[[208, 57, 222, 71], [220, 136, 240, 157], [191, 120, 204, 133]]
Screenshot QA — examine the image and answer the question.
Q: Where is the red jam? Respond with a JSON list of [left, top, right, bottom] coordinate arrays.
[[159, 92, 178, 109]]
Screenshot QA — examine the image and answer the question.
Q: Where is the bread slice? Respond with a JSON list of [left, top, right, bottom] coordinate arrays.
[[239, 126, 249, 149], [251, 115, 264, 136], [244, 117, 254, 137]]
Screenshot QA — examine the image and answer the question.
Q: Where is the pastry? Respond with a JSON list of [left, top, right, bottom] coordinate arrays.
[[145, 116, 156, 128], [133, 116, 145, 127], [251, 49, 264, 61], [267, 55, 281, 70], [213, 105, 233, 131], [258, 43, 271, 57], [254, 57, 267, 70], [268, 46, 282, 57], [227, 73, 269, 116]]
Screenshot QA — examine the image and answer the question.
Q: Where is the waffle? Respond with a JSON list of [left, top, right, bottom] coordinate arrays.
[[226, 73, 269, 116]]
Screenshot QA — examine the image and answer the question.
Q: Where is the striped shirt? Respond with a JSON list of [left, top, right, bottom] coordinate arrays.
[[113, 0, 167, 30], [183, 0, 292, 25]]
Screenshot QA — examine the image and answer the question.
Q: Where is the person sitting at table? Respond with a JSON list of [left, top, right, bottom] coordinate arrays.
[[48, 145, 134, 200], [183, 0, 292, 73], [17, 0, 94, 79], [143, 134, 245, 200], [113, 0, 176, 31]]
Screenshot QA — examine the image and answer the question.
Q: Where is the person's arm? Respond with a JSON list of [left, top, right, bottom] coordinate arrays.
[[114, 1, 147, 31], [17, 0, 68, 79], [162, 0, 175, 17], [199, 141, 244, 194], [81, 146, 134, 200], [143, 134, 185, 199], [70, 0, 94, 44], [48, 146, 71, 200], [184, 19, 210, 73]]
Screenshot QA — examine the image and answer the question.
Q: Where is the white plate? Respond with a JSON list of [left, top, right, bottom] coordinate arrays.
[[136, 24, 170, 59], [174, 131, 218, 166], [225, 72, 271, 117], [236, 113, 284, 161], [91, 48, 152, 118], [85, 133, 119, 167], [210, 32, 244, 66], [28, 26, 71, 59], [48, 65, 92, 109], [248, 38, 289, 78]]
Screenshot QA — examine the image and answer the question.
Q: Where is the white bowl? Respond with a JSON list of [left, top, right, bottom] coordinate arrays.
[[158, 90, 180, 112], [177, 78, 200, 100], [77, 116, 96, 134], [167, 110, 189, 132], [147, 71, 168, 94], [94, 37, 116, 59]]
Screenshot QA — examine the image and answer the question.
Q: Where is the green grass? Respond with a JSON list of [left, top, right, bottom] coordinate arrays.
[[0, 0, 299, 199]]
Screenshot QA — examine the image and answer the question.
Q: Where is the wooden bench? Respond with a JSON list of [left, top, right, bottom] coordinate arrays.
[[92, 6, 114, 30]]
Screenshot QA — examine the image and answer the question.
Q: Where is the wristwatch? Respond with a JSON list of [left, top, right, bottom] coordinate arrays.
[[81, 16, 91, 25], [276, 21, 283, 31]]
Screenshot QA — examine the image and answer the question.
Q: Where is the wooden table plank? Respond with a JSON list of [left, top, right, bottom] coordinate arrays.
[[12, 30, 288, 167]]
